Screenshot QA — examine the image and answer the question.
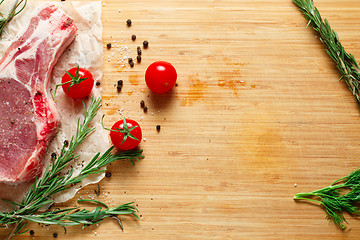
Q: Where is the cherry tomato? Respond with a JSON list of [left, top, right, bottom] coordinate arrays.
[[145, 61, 177, 93], [60, 66, 94, 99], [110, 118, 142, 150]]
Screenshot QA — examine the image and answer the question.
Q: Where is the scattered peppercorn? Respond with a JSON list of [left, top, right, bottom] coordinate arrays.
[[10, 120, 15, 124], [143, 40, 149, 49], [106, 43, 111, 49], [129, 61, 134, 68], [143, 106, 148, 113], [64, 140, 69, 147], [126, 19, 132, 27], [95, 184, 100, 196], [30, 230, 35, 236], [156, 125, 161, 132], [175, 82, 178, 87], [105, 172, 112, 178], [131, 34, 136, 41], [137, 46, 142, 55], [128, 58, 133, 64], [140, 100, 145, 108], [136, 55, 141, 63], [53, 232, 58, 238], [51, 152, 57, 159], [117, 80, 123, 92], [96, 81, 101, 86]]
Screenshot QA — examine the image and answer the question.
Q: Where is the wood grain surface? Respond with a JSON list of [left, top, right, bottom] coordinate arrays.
[[3, 0, 360, 239]]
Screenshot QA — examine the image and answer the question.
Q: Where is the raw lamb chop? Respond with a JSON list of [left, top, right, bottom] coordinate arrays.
[[0, 5, 77, 183]]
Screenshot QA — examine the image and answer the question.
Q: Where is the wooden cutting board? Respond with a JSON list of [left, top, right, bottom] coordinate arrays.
[[3, 0, 360, 239]]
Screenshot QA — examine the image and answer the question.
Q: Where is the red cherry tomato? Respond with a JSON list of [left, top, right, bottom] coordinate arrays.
[[110, 119, 142, 150], [145, 61, 177, 93], [61, 66, 94, 99]]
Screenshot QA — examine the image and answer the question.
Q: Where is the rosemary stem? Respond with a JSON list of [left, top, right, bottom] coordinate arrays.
[[5, 222, 18, 240]]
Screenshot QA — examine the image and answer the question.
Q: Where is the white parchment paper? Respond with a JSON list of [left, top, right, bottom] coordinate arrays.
[[0, 1, 107, 211]]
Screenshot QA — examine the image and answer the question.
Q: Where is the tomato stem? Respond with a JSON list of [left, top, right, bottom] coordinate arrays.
[[53, 80, 72, 98]]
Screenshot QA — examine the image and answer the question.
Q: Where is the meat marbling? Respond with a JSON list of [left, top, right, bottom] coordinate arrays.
[[0, 5, 77, 183]]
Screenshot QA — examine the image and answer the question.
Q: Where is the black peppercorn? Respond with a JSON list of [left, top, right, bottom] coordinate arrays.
[[175, 82, 178, 87], [137, 46, 142, 55], [129, 61, 134, 68], [140, 100, 145, 108], [126, 19, 132, 27], [136, 55, 141, 63], [128, 58, 133, 63], [143, 40, 149, 49], [51, 152, 57, 159], [53, 232, 58, 238], [106, 43, 111, 49], [30, 230, 35, 236], [105, 172, 112, 178], [156, 125, 161, 132], [131, 34, 136, 41], [117, 80, 123, 92], [95, 184, 100, 196], [96, 81, 101, 86], [64, 140, 69, 147], [143, 106, 148, 113]]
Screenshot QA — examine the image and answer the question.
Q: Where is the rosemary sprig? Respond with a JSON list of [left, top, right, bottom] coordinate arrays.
[[0, 97, 143, 239], [2, 200, 139, 228], [0, 0, 27, 37], [294, 169, 360, 230], [293, 0, 360, 107]]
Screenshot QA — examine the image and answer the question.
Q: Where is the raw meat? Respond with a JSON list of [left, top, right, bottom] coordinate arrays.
[[0, 5, 77, 183]]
